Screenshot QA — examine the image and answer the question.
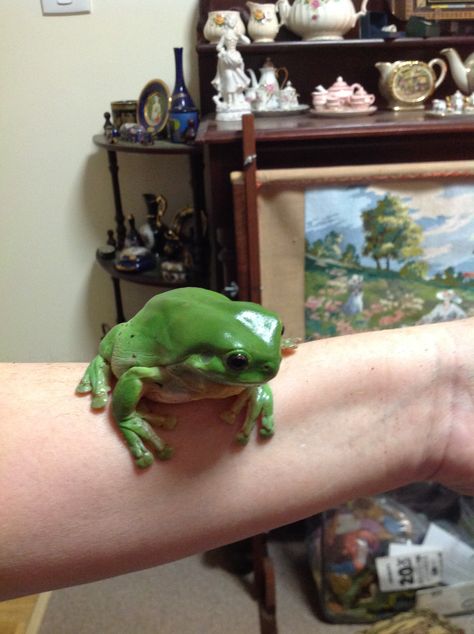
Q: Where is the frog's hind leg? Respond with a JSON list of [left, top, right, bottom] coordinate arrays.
[[137, 401, 177, 430], [113, 367, 173, 468], [76, 355, 112, 409]]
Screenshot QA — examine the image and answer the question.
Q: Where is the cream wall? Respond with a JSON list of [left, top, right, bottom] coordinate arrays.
[[1, 0, 201, 361]]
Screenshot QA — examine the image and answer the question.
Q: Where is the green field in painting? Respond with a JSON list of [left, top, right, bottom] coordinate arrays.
[[305, 257, 474, 340]]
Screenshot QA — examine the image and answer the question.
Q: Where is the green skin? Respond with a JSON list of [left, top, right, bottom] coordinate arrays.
[[77, 287, 288, 468]]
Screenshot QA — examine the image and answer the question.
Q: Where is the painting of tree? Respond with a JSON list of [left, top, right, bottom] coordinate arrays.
[[304, 180, 474, 340], [362, 193, 423, 272]]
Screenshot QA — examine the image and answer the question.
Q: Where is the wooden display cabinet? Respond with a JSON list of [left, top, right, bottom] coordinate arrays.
[[195, 0, 474, 293]]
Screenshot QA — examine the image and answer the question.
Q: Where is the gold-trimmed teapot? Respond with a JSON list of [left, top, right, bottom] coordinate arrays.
[[376, 58, 447, 110]]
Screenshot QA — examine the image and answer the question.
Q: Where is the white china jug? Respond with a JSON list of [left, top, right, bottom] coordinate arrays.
[[246, 2, 281, 42]]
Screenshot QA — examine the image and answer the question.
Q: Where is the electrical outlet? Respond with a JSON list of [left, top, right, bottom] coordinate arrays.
[[41, 0, 91, 15]]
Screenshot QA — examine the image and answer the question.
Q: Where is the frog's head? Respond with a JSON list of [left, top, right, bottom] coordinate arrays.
[[180, 303, 284, 387]]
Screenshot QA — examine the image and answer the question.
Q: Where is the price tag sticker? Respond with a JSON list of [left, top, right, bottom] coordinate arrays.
[[375, 551, 443, 592]]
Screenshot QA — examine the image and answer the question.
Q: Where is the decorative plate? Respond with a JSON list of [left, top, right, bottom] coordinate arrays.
[[253, 104, 310, 117], [137, 79, 171, 134], [309, 106, 377, 118]]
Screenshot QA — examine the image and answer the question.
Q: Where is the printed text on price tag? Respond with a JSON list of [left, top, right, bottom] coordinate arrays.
[[375, 551, 443, 592]]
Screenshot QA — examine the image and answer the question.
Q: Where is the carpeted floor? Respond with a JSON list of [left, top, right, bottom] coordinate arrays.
[[38, 536, 473, 634]]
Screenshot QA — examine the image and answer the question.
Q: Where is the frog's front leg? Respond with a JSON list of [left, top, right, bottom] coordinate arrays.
[[223, 385, 275, 445], [112, 367, 174, 468], [76, 355, 111, 409]]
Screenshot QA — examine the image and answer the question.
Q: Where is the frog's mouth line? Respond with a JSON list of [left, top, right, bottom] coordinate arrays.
[[166, 363, 273, 389]]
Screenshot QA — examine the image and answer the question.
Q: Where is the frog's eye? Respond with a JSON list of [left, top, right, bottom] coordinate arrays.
[[226, 351, 249, 371]]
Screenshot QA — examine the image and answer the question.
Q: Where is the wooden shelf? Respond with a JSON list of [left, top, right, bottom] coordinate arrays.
[[196, 109, 474, 144], [96, 253, 202, 288], [93, 134, 200, 156], [197, 34, 474, 55]]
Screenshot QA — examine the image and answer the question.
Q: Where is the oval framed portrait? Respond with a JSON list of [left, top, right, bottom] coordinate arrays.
[[137, 79, 171, 134]]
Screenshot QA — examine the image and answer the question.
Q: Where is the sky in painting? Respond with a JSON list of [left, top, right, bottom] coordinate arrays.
[[305, 180, 474, 276]]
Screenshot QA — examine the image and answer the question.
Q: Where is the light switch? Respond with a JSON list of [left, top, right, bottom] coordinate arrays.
[[41, 0, 91, 14]]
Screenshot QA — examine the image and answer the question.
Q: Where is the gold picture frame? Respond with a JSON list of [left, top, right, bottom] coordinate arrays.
[[390, 0, 474, 21]]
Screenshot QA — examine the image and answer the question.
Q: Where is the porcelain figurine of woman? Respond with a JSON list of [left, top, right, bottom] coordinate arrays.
[[211, 14, 252, 121]]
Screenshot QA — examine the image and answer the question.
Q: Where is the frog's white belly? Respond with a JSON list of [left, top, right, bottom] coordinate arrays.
[[143, 369, 246, 404]]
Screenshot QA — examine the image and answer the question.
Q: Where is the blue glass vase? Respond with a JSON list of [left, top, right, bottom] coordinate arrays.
[[169, 47, 199, 143]]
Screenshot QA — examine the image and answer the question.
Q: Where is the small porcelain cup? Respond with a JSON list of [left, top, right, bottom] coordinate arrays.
[[431, 99, 447, 115], [349, 91, 375, 110]]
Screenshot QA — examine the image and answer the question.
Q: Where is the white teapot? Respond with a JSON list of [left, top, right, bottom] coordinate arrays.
[[441, 48, 474, 95], [247, 58, 289, 110], [276, 0, 369, 40]]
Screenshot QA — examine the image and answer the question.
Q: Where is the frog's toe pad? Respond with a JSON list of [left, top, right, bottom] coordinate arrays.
[[259, 427, 274, 438], [236, 432, 250, 445], [135, 451, 155, 469], [157, 445, 174, 461], [91, 393, 109, 409], [76, 382, 91, 395], [221, 411, 236, 425]]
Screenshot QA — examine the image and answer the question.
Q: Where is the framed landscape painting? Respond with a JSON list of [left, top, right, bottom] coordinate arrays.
[[231, 161, 474, 342]]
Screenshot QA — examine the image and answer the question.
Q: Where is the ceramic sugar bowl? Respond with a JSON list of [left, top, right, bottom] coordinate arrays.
[[203, 10, 246, 43], [279, 81, 299, 109]]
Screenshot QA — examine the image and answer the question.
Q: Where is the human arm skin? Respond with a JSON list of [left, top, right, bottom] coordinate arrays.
[[2, 319, 474, 600]]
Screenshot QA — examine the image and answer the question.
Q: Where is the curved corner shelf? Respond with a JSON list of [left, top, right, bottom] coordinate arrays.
[[93, 134, 200, 156], [96, 252, 201, 288], [93, 133, 208, 323]]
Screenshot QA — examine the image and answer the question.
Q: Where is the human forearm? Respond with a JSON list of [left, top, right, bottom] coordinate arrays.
[[1, 319, 473, 599]]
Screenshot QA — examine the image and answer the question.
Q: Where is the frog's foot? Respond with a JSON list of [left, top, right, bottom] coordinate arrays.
[[119, 414, 174, 468], [281, 337, 300, 354], [91, 392, 110, 409], [76, 375, 92, 394], [221, 390, 251, 425], [220, 410, 237, 425], [235, 385, 274, 444], [236, 416, 274, 444], [236, 431, 251, 445], [138, 404, 177, 430], [259, 414, 275, 438]]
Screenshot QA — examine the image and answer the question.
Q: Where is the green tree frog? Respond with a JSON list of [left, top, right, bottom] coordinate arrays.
[[77, 287, 294, 468]]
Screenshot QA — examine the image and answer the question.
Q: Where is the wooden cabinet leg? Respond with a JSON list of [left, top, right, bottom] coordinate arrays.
[[252, 533, 277, 634], [112, 277, 125, 324]]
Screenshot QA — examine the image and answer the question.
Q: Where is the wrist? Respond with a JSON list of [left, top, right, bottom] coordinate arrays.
[[424, 318, 474, 493]]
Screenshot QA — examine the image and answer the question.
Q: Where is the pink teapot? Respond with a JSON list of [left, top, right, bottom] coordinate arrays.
[[326, 76, 363, 104], [312, 77, 375, 110]]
